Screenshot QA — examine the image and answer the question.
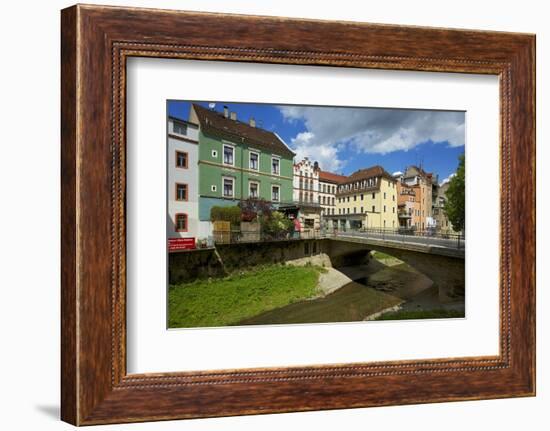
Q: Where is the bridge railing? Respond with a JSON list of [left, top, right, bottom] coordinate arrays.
[[213, 228, 327, 244], [332, 227, 465, 249]]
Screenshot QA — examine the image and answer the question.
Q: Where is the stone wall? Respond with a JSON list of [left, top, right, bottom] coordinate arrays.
[[169, 239, 332, 284]]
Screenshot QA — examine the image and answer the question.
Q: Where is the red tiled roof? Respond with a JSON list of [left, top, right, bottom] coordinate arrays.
[[192, 104, 295, 158], [318, 170, 347, 184]]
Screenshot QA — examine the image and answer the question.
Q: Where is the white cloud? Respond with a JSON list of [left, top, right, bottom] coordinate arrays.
[[290, 131, 345, 172], [279, 105, 465, 170], [440, 173, 457, 186]]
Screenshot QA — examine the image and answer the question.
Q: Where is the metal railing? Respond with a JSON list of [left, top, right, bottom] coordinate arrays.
[[212, 226, 464, 249], [332, 226, 465, 249], [213, 228, 325, 245]]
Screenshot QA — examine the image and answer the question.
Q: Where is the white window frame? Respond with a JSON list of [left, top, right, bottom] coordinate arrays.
[[249, 180, 260, 199], [249, 150, 260, 171], [211, 185, 217, 192], [222, 176, 235, 198], [271, 156, 281, 176], [211, 149, 218, 158], [271, 184, 280, 202], [222, 143, 235, 166]]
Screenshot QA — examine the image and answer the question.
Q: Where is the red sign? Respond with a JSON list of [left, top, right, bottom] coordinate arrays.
[[168, 237, 196, 251]]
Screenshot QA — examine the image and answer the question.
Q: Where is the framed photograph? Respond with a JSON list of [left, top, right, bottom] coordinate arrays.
[[61, 4, 535, 425]]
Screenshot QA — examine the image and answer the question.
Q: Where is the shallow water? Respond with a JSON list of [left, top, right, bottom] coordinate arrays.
[[235, 262, 433, 326]]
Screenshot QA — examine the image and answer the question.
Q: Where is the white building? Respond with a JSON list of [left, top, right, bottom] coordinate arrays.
[[293, 157, 319, 203], [292, 157, 321, 231], [318, 170, 346, 228], [167, 117, 199, 244]]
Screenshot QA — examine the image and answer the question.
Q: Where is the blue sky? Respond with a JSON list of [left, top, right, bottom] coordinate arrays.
[[168, 100, 465, 183]]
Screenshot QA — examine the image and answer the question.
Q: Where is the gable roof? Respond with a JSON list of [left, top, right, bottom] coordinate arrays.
[[318, 170, 347, 184], [343, 165, 396, 185], [191, 104, 295, 158]]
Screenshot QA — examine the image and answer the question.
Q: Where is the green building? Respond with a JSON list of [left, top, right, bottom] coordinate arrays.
[[189, 104, 295, 236]]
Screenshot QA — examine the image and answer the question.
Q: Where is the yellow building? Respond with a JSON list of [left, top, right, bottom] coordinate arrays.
[[332, 166, 398, 230]]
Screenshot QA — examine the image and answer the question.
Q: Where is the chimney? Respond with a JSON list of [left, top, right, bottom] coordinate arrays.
[[249, 117, 256, 127], [223, 105, 229, 118], [230, 111, 237, 121]]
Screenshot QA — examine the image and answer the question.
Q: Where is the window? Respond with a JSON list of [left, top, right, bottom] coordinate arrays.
[[392, 194, 395, 201], [353, 207, 356, 214], [384, 192, 387, 199], [223, 177, 234, 198], [211, 150, 218, 158], [372, 192, 375, 199], [175, 213, 187, 232], [361, 194, 364, 200], [175, 183, 188, 201], [393, 207, 395, 213], [353, 195, 357, 201], [372, 205, 376, 213], [173, 122, 187, 135], [338, 208, 341, 214], [249, 181, 259, 198], [211, 185, 217, 192], [272, 185, 280, 202], [223, 144, 234, 165], [175, 151, 188, 168], [384, 205, 386, 212], [249, 151, 259, 170], [361, 207, 364, 213], [347, 208, 350, 214], [332, 197, 335, 206], [272, 157, 280, 175]]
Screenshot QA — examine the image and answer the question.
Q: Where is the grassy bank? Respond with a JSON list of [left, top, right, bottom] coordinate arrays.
[[375, 308, 465, 321], [168, 264, 325, 328]]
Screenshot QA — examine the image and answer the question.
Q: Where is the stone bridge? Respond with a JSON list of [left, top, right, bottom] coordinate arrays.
[[169, 233, 465, 302], [326, 234, 464, 302]]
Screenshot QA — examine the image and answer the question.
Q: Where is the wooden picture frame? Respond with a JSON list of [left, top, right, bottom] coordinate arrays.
[[61, 4, 535, 425]]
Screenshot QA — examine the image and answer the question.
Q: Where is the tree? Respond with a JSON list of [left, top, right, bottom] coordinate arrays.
[[238, 198, 272, 222], [444, 154, 465, 232]]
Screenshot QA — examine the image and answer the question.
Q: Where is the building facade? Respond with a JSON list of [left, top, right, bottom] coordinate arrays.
[[396, 166, 435, 231], [433, 181, 457, 233], [167, 117, 199, 240], [318, 170, 346, 228], [396, 181, 421, 229], [331, 166, 398, 230], [292, 157, 321, 231], [189, 104, 295, 237]]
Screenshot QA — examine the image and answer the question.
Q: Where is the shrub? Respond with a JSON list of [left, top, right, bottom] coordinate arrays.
[[262, 211, 293, 236], [210, 206, 241, 226]]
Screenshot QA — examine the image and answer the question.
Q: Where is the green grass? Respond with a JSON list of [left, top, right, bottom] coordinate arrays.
[[168, 264, 324, 328], [375, 308, 465, 321], [371, 250, 394, 260]]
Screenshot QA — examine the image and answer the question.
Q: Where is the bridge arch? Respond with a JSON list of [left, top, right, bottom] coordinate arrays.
[[326, 237, 465, 302]]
